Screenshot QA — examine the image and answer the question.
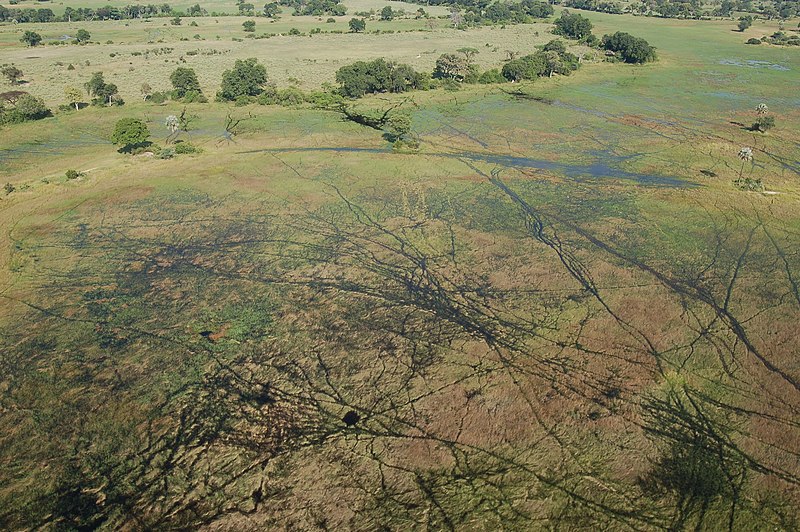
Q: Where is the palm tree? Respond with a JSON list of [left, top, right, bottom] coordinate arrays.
[[165, 115, 179, 143]]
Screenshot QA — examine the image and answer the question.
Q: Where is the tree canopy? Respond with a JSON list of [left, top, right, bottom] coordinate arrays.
[[602, 32, 657, 64], [336, 58, 426, 98], [20, 31, 42, 47], [110, 118, 150, 151], [553, 10, 593, 40], [217, 58, 268, 101], [349, 17, 366, 32], [170, 67, 202, 99]]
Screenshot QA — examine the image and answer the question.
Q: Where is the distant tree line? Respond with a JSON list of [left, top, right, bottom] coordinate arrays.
[[564, 0, 623, 15], [278, 0, 347, 16], [563, 0, 798, 19], [0, 2, 276, 23]]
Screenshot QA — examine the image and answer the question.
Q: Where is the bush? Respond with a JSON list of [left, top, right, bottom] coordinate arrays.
[[745, 38, 761, 45], [174, 142, 200, 154], [751, 115, 775, 132], [65, 169, 83, 179], [734, 176, 763, 192], [149, 91, 170, 104]]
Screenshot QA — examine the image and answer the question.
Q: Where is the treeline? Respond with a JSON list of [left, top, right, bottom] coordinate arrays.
[[277, 0, 346, 16], [458, 0, 554, 25], [563, 0, 798, 20], [0, 2, 256, 23], [564, 0, 623, 15]]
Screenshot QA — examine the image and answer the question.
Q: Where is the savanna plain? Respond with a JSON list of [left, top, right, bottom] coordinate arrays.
[[1, 0, 799, 529]]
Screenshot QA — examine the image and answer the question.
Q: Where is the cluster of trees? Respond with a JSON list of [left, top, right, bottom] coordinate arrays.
[[84, 72, 123, 106], [278, 0, 347, 16], [456, 0, 554, 25], [433, 48, 480, 82], [564, 0, 623, 15], [0, 91, 50, 125], [501, 40, 580, 81], [601, 32, 657, 63], [335, 58, 427, 97]]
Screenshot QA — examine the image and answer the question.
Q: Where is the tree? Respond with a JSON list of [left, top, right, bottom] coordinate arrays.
[[349, 18, 366, 32], [20, 31, 42, 47], [1, 94, 50, 123], [64, 86, 83, 111], [243, 20, 256, 32], [501, 54, 547, 81], [263, 2, 280, 17], [542, 40, 567, 54], [75, 29, 91, 43], [553, 10, 593, 40], [98, 83, 120, 106], [171, 16, 182, 25], [738, 15, 753, 32], [1, 64, 23, 84], [380, 6, 394, 20], [141, 83, 152, 101], [433, 53, 473, 81], [85, 72, 107, 98], [165, 114, 179, 142], [217, 58, 268, 101], [84, 72, 121, 105], [457, 47, 479, 63], [336, 58, 425, 97], [111, 118, 149, 152], [170, 67, 201, 99], [602, 32, 656, 64]]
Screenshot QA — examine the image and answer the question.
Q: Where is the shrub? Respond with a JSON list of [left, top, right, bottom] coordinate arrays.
[[751, 115, 775, 132], [65, 169, 84, 179], [746, 38, 761, 45], [174, 142, 200, 154], [149, 91, 170, 104]]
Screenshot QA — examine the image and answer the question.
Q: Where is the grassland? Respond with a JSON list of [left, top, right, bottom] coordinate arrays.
[[1, 4, 800, 530]]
